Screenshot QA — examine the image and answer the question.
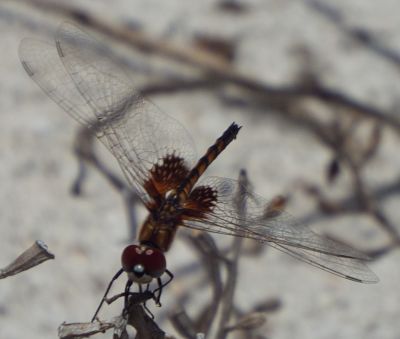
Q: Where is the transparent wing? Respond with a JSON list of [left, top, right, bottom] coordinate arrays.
[[183, 177, 378, 283], [54, 22, 136, 118], [270, 243, 378, 283], [19, 38, 94, 126], [19, 23, 196, 205]]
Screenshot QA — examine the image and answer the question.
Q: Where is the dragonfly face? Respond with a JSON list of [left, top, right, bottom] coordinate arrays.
[[18, 22, 378, 320], [121, 244, 166, 283]]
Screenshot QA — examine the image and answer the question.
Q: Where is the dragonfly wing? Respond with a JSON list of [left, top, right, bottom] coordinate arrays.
[[19, 38, 94, 126], [270, 243, 378, 283], [19, 23, 197, 206], [54, 22, 135, 117], [182, 176, 377, 282]]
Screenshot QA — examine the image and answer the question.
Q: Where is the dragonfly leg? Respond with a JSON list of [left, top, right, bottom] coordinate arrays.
[[122, 279, 134, 318], [152, 269, 174, 306], [91, 268, 124, 322], [143, 285, 155, 319]]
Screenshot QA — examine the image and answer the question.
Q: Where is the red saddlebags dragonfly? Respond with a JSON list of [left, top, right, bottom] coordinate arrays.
[[19, 22, 378, 319]]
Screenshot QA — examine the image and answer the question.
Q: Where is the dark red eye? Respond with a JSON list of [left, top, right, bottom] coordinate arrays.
[[121, 245, 166, 278]]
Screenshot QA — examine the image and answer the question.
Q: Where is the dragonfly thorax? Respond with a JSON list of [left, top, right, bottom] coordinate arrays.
[[139, 190, 183, 252], [155, 190, 182, 222]]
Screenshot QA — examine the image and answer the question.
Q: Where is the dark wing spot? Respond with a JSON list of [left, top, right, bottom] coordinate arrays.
[[143, 153, 190, 204], [182, 185, 218, 219]]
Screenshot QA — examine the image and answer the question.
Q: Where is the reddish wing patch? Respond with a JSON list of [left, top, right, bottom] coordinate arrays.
[[183, 185, 218, 219], [143, 153, 190, 205]]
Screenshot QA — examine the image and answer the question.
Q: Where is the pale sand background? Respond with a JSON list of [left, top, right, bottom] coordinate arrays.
[[0, 1, 399, 338]]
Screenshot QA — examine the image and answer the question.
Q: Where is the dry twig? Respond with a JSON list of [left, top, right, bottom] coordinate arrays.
[[0, 241, 54, 279]]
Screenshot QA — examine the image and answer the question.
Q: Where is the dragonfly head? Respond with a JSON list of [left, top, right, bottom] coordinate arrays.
[[121, 244, 166, 283]]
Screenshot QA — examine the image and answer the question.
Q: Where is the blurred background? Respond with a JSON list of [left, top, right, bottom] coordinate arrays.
[[0, 0, 399, 338]]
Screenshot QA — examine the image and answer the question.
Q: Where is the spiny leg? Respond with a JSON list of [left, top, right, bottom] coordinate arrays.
[[122, 279, 134, 318], [138, 283, 153, 319], [143, 283, 150, 309], [91, 268, 124, 322], [124, 280, 134, 309], [155, 278, 163, 306], [153, 269, 174, 306]]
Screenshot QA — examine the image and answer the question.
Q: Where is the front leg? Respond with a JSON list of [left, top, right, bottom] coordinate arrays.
[[153, 269, 174, 306]]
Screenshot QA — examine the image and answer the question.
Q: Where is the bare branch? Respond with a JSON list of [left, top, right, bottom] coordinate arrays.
[[306, 0, 400, 69], [170, 309, 198, 339], [215, 169, 248, 339], [223, 312, 267, 333]]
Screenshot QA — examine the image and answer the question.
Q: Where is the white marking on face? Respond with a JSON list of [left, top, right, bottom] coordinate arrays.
[[127, 272, 153, 284]]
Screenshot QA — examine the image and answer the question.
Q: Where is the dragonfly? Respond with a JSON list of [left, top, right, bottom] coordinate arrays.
[[19, 22, 378, 320]]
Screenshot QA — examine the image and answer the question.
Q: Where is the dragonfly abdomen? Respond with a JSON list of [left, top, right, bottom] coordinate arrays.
[[177, 122, 241, 199]]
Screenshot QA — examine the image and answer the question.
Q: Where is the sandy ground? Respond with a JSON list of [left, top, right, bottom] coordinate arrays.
[[1, 1, 400, 338]]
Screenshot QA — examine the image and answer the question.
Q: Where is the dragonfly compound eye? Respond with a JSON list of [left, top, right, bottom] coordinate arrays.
[[121, 245, 167, 282]]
